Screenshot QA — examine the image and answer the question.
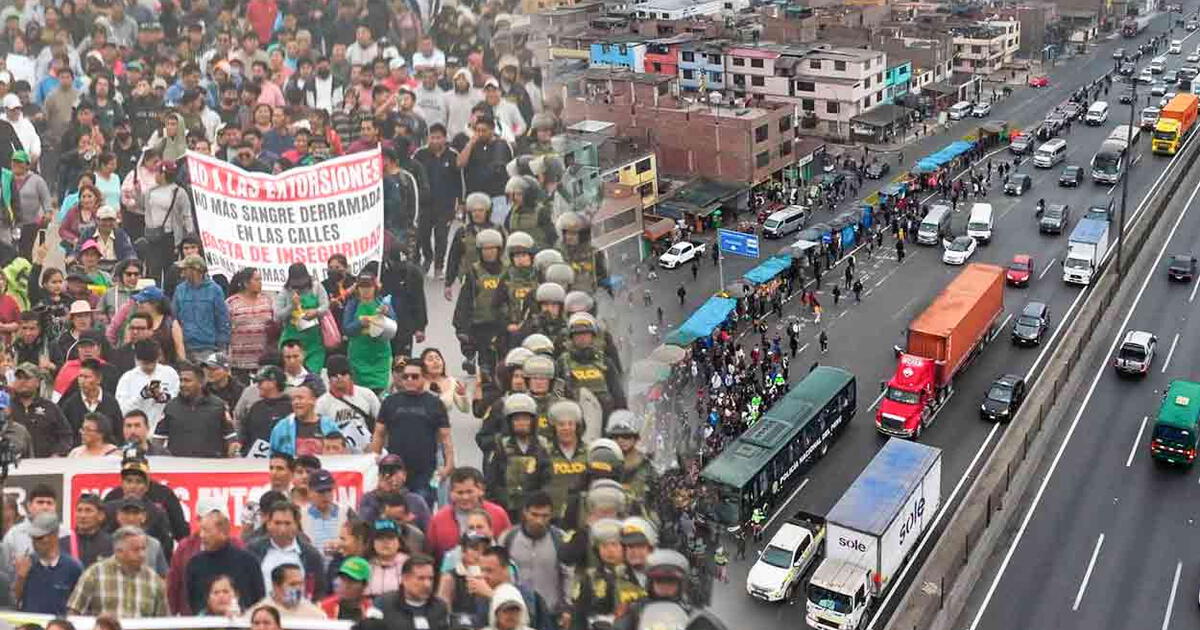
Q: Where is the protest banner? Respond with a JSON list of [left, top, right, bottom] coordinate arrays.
[[185, 148, 385, 291], [7, 455, 378, 534]]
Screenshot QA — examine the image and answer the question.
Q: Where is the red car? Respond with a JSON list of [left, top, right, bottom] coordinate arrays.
[[1007, 254, 1034, 286], [1028, 75, 1050, 88]]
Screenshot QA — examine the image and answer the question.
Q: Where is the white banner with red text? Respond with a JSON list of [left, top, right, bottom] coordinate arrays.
[[184, 148, 385, 291]]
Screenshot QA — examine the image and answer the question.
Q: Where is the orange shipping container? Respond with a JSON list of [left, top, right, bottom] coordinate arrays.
[[907, 263, 1005, 387]]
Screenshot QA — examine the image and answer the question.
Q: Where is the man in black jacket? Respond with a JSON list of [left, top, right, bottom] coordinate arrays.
[[241, 366, 293, 457], [382, 244, 428, 358], [102, 458, 182, 561], [154, 363, 239, 457], [185, 509, 264, 613], [412, 124, 463, 276], [8, 362, 72, 456], [59, 358, 124, 442], [378, 554, 450, 630]]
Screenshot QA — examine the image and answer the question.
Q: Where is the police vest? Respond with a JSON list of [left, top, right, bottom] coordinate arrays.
[[505, 266, 539, 322], [509, 204, 550, 249], [547, 444, 588, 520], [498, 435, 549, 510], [470, 262, 506, 325], [562, 351, 610, 397], [565, 245, 598, 293], [460, 223, 496, 271]]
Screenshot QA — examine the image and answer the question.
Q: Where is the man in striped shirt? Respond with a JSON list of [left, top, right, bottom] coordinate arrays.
[[67, 525, 168, 617]]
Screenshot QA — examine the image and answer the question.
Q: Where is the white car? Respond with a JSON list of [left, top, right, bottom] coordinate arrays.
[[972, 102, 993, 117], [1139, 69, 1155, 84], [658, 241, 706, 268], [1170, 40, 1183, 54], [1187, 53, 1200, 63], [746, 513, 825, 602], [942, 236, 977, 265]]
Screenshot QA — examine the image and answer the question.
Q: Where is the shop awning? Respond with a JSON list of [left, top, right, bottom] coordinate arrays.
[[664, 296, 738, 346], [643, 217, 675, 241], [743, 254, 794, 285]]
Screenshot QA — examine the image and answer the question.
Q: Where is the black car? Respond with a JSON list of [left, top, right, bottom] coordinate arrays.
[[1062, 102, 1084, 120], [1085, 199, 1114, 222], [1058, 165, 1084, 187], [1120, 89, 1136, 104], [980, 374, 1027, 422], [1005, 173, 1033, 195], [1039, 203, 1070, 234], [1119, 62, 1137, 76], [1012, 301, 1050, 346], [1168, 254, 1197, 281], [1010, 134, 1034, 155], [865, 161, 891, 179]]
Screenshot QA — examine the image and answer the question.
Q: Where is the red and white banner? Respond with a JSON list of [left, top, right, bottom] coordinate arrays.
[[8, 455, 378, 534], [185, 149, 385, 291]]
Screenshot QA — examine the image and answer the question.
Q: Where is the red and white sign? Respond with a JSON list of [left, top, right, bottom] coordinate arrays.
[[185, 149, 385, 291]]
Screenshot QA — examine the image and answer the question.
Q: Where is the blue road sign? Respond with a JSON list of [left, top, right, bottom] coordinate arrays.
[[718, 229, 760, 259]]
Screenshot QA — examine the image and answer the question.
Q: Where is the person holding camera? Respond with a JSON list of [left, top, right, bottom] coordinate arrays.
[[115, 339, 180, 432]]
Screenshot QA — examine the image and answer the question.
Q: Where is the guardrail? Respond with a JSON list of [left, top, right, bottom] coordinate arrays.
[[885, 123, 1200, 630]]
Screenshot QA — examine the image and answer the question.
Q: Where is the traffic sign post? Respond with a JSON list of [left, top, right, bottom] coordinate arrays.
[[717, 229, 760, 292]]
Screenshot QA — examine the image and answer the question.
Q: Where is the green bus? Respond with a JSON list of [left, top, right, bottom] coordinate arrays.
[[702, 366, 856, 525], [1150, 380, 1200, 465]]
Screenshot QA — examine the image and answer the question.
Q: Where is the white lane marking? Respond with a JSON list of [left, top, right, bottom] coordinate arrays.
[[1026, 288, 1088, 382], [1000, 313, 1013, 332], [798, 343, 810, 354], [1126, 415, 1150, 467], [1039, 259, 1056, 280], [1108, 184, 1118, 197], [1072, 533, 1105, 611], [1162, 332, 1181, 373], [968, 153, 1200, 630], [866, 423, 1001, 630], [1189, 277, 1200, 303], [763, 477, 810, 530], [869, 389, 886, 410], [1161, 561, 1182, 630]]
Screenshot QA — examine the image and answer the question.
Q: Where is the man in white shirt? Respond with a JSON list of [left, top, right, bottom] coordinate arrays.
[[483, 78, 526, 143], [410, 36, 446, 73], [5, 93, 40, 168], [345, 25, 379, 68], [115, 339, 180, 432], [413, 68, 449, 129], [315, 355, 380, 453], [281, 340, 317, 392]]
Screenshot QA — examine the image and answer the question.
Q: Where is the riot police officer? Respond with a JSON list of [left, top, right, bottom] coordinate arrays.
[[614, 550, 694, 630], [564, 290, 622, 374], [520, 281, 568, 346], [504, 175, 557, 251], [453, 228, 509, 375], [503, 231, 540, 346], [546, 399, 590, 524], [445, 192, 503, 300], [559, 313, 627, 421], [522, 354, 565, 442], [475, 347, 534, 459], [607, 411, 658, 524], [487, 393, 552, 519], [566, 518, 647, 630], [558, 211, 608, 295]]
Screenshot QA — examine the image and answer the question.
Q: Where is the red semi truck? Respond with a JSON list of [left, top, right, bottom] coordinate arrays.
[[876, 264, 1005, 439]]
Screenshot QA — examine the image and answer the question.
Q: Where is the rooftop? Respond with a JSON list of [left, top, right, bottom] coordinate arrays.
[[805, 46, 884, 62], [637, 0, 726, 10]]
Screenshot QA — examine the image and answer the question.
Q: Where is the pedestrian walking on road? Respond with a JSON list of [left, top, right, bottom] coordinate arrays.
[[712, 245, 720, 267], [844, 265, 854, 289], [832, 285, 841, 306], [677, 285, 687, 306], [656, 306, 664, 327], [819, 330, 829, 353], [644, 287, 653, 306], [691, 261, 699, 281], [896, 239, 906, 262], [853, 279, 864, 302]]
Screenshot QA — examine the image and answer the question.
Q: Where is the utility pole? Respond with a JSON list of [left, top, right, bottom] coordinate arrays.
[[1117, 74, 1134, 280]]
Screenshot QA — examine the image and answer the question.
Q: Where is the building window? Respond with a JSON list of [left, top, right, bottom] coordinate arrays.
[[733, 74, 745, 85], [618, 44, 627, 54], [652, 63, 662, 73], [732, 57, 745, 66], [877, 72, 883, 83], [834, 60, 846, 71], [638, 182, 655, 198], [972, 45, 981, 54], [779, 115, 792, 131], [864, 77, 871, 89], [876, 92, 883, 103], [750, 58, 764, 68], [827, 101, 839, 114], [862, 97, 870, 108], [601, 208, 637, 233], [751, 76, 764, 87], [708, 54, 722, 64], [809, 60, 822, 70], [682, 69, 694, 79], [780, 141, 792, 156], [682, 51, 694, 62], [797, 81, 815, 92], [754, 124, 769, 143], [755, 151, 770, 168], [636, 158, 653, 173], [802, 99, 815, 111], [710, 72, 722, 83]]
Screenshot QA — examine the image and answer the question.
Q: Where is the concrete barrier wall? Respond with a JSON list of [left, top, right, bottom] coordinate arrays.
[[885, 136, 1200, 630]]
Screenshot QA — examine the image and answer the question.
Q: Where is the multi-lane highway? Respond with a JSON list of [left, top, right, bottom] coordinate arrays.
[[961, 129, 1200, 630], [705, 9, 1200, 628]]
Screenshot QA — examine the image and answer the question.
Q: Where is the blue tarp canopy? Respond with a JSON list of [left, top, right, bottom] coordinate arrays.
[[915, 140, 975, 172], [664, 296, 738, 346], [743, 254, 793, 285]]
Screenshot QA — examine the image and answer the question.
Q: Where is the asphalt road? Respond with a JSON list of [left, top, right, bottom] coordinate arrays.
[[698, 10, 1200, 628], [959, 119, 1200, 630]]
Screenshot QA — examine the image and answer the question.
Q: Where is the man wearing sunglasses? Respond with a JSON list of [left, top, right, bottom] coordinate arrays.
[[370, 358, 452, 507]]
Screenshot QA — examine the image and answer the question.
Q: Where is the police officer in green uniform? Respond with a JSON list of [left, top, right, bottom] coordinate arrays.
[[557, 211, 608, 295], [563, 290, 622, 374], [475, 346, 534, 461], [543, 261, 576, 293], [565, 518, 647, 630], [486, 393, 552, 520], [445, 192, 503, 298], [521, 354, 565, 442], [558, 312, 627, 422], [607, 411, 659, 524], [613, 550, 693, 630], [503, 176, 557, 251], [619, 517, 658, 591], [502, 231, 540, 347], [561, 441, 627, 543], [531, 153, 576, 220], [533, 248, 565, 276], [523, 332, 557, 357], [546, 399, 589, 524], [452, 228, 509, 376], [519, 281, 568, 347]]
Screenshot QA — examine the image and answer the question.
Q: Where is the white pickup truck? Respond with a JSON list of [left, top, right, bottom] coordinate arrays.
[[746, 511, 826, 602]]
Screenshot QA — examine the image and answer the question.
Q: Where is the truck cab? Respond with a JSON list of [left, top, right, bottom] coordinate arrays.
[[747, 511, 826, 602], [806, 559, 872, 630], [877, 354, 936, 438]]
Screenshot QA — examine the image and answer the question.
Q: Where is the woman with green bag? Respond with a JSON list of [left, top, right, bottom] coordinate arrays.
[[341, 263, 395, 393], [274, 263, 330, 373]]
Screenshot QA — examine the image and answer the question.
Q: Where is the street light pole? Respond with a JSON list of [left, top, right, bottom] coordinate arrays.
[[1117, 75, 1134, 279]]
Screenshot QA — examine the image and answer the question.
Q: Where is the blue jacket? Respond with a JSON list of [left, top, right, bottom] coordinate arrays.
[[171, 275, 231, 352], [269, 414, 341, 456], [72, 225, 137, 261]]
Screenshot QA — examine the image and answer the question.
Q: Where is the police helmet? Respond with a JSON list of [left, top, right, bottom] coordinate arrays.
[[590, 518, 623, 544], [645, 549, 689, 581], [504, 347, 534, 368], [555, 211, 590, 233], [534, 282, 567, 304], [506, 154, 534, 178], [476, 229, 504, 250], [503, 392, 538, 418], [533, 249, 565, 272], [522, 333, 556, 355], [567, 312, 599, 335], [548, 400, 583, 425], [465, 192, 492, 212], [530, 155, 566, 181], [588, 438, 623, 468], [522, 354, 556, 379], [606, 410, 640, 437], [505, 175, 531, 196], [563, 290, 595, 315], [506, 231, 535, 255], [544, 263, 575, 287]]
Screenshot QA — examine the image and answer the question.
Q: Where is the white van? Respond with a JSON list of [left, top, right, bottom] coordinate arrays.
[[1085, 101, 1109, 125], [762, 205, 806, 239], [1150, 56, 1167, 73], [1033, 138, 1068, 168], [948, 101, 972, 120], [1170, 39, 1183, 54], [966, 203, 995, 243]]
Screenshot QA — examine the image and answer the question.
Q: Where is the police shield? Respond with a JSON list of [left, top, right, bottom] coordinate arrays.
[[577, 387, 604, 443]]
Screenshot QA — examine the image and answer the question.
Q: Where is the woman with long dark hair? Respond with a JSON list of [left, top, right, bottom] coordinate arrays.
[[227, 267, 275, 379], [274, 263, 329, 373]]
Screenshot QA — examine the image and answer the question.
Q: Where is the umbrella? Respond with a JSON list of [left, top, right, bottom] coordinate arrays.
[[650, 344, 688, 364], [630, 359, 671, 384]]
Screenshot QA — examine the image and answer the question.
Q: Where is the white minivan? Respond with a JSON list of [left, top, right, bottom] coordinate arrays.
[[1150, 56, 1167, 73], [1085, 101, 1109, 125], [1033, 138, 1068, 168], [762, 205, 806, 238], [948, 101, 972, 120], [966, 203, 995, 243]]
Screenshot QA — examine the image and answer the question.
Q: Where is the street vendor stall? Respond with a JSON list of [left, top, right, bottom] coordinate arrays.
[[663, 296, 739, 346]]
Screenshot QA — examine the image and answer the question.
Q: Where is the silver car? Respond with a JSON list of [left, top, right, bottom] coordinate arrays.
[[1114, 330, 1157, 375]]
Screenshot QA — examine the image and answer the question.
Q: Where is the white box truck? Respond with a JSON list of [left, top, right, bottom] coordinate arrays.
[[1063, 218, 1110, 285], [805, 439, 942, 630]]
